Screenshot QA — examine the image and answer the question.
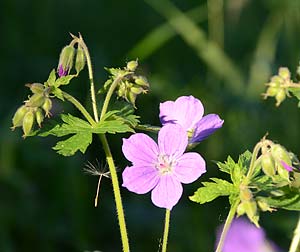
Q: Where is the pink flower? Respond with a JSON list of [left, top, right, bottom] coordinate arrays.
[[122, 124, 206, 210], [159, 96, 224, 143]]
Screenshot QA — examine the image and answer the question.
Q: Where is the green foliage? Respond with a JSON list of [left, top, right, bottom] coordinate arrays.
[[39, 112, 137, 156], [190, 178, 236, 204]]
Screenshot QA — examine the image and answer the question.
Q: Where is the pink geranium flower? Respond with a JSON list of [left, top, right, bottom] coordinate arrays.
[[122, 124, 206, 210], [159, 95, 224, 143]]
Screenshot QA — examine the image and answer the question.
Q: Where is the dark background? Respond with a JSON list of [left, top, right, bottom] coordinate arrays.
[[1, 0, 300, 251]]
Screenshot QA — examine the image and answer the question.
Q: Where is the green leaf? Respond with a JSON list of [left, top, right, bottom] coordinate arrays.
[[54, 74, 76, 87], [45, 69, 56, 87], [52, 87, 64, 101], [288, 87, 300, 100], [190, 178, 236, 204], [264, 190, 300, 211], [53, 132, 92, 156]]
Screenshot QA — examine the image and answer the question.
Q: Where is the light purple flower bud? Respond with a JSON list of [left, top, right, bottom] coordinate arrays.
[[280, 160, 293, 172], [159, 95, 224, 143]]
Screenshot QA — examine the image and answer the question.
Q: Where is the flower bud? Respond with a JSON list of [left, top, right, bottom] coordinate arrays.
[[277, 165, 290, 182], [126, 60, 138, 72], [257, 198, 274, 212], [261, 153, 275, 177], [57, 45, 75, 77], [239, 187, 253, 201], [25, 83, 44, 94], [12, 105, 28, 129], [278, 67, 290, 80], [75, 46, 86, 74], [237, 202, 246, 216], [25, 93, 45, 108], [266, 87, 279, 97], [269, 76, 281, 87], [271, 144, 291, 166], [244, 200, 259, 226], [22, 110, 34, 138], [134, 76, 150, 89], [126, 91, 138, 107], [275, 88, 286, 106], [42, 98, 52, 116], [35, 108, 44, 127]]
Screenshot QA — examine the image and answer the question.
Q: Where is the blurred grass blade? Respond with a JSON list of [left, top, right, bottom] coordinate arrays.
[[247, 12, 283, 98], [207, 0, 224, 48], [144, 0, 244, 96], [128, 4, 207, 60]]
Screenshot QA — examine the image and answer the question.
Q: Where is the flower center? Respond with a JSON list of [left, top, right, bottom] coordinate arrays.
[[156, 154, 175, 175]]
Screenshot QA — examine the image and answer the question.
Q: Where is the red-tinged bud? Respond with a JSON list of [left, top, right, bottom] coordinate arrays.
[[57, 45, 75, 77], [22, 110, 34, 138], [35, 108, 44, 127], [12, 105, 28, 129], [42, 98, 52, 116], [75, 46, 85, 74]]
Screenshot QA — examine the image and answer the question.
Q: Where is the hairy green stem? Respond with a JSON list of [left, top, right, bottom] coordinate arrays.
[[62, 91, 96, 126], [162, 209, 171, 252], [215, 200, 239, 252], [244, 142, 263, 184], [99, 134, 130, 252], [99, 74, 126, 120], [289, 214, 300, 252], [77, 35, 99, 122]]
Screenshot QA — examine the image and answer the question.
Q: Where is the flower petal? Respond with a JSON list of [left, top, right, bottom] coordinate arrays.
[[151, 175, 183, 210], [122, 165, 159, 194], [192, 114, 224, 142], [160, 96, 204, 130], [174, 152, 206, 183], [122, 133, 159, 165], [158, 124, 188, 158]]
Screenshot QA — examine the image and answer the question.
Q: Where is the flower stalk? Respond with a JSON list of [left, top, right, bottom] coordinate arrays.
[[289, 214, 300, 252], [162, 209, 171, 252]]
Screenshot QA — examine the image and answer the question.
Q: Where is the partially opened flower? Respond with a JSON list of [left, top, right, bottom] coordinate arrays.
[[159, 95, 224, 143], [122, 124, 206, 210]]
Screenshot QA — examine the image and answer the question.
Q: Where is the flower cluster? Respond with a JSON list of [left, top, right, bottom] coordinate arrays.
[[122, 95, 223, 209]]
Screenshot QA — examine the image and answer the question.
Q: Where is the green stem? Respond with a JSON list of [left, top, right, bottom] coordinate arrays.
[[62, 91, 96, 126], [99, 134, 130, 252], [99, 74, 126, 120], [289, 214, 300, 252], [162, 209, 171, 252], [244, 142, 263, 184], [215, 199, 239, 252], [77, 35, 99, 122], [98, 72, 130, 251]]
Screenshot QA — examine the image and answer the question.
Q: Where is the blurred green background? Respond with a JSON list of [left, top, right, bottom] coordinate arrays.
[[1, 0, 300, 251]]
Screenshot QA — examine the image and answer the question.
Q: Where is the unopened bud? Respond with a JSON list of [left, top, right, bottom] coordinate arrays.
[[42, 98, 52, 116], [275, 88, 286, 106], [244, 200, 258, 225], [35, 108, 44, 127], [25, 93, 45, 108], [127, 91, 137, 107], [26, 83, 44, 94], [261, 154, 275, 177], [277, 165, 290, 182], [12, 105, 28, 129], [57, 45, 75, 77], [271, 144, 291, 166], [126, 60, 138, 72], [134, 76, 150, 89], [257, 198, 274, 212], [75, 46, 85, 74], [237, 202, 246, 216], [269, 76, 281, 88], [130, 86, 143, 95], [22, 110, 34, 138], [240, 187, 253, 201], [278, 67, 290, 80], [266, 87, 279, 97]]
